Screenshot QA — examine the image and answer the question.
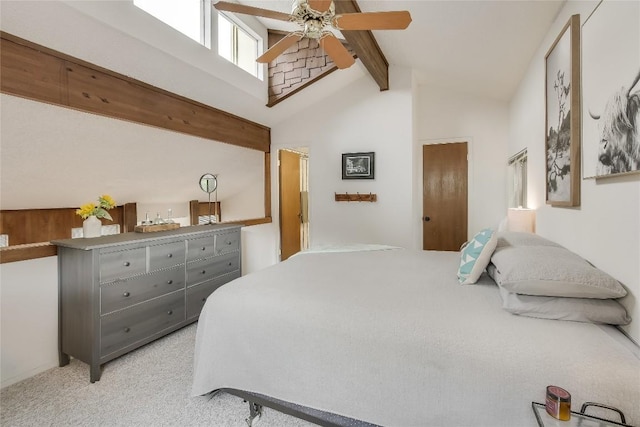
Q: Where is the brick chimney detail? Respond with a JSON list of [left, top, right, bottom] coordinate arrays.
[[267, 31, 355, 107]]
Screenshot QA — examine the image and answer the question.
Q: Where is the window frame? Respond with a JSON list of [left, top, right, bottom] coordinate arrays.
[[508, 148, 528, 208], [217, 11, 262, 79]]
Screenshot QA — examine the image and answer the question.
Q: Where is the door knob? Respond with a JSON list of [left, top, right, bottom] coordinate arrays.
[[424, 216, 431, 222]]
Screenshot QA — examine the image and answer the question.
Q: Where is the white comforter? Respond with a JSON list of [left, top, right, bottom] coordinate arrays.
[[192, 249, 640, 427]]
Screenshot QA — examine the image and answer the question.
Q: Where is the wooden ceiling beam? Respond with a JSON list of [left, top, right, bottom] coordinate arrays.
[[334, 0, 389, 91]]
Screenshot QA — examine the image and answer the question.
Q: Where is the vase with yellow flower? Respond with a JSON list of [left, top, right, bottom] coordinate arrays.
[[76, 195, 116, 238]]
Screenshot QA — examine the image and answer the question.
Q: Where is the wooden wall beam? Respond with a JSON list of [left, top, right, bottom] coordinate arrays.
[[334, 0, 389, 91], [0, 244, 57, 264], [0, 206, 126, 246], [0, 31, 271, 152], [122, 203, 138, 233], [0, 203, 135, 264]]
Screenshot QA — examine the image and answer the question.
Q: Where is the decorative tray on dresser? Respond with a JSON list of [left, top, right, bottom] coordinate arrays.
[[52, 224, 242, 382]]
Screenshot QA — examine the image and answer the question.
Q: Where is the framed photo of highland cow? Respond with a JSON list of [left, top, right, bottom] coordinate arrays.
[[545, 14, 581, 207], [582, 0, 640, 179]]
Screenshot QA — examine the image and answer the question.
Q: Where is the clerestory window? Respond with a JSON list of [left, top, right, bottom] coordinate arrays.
[[133, 1, 261, 78], [217, 12, 260, 78], [134, 0, 208, 46]]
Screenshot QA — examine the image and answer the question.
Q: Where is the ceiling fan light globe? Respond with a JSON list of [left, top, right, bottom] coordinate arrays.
[[304, 19, 324, 39]]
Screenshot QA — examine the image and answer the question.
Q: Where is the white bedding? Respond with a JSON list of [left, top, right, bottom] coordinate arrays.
[[192, 249, 640, 426]]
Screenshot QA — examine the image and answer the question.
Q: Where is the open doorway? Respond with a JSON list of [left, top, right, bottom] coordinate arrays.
[[279, 148, 309, 260]]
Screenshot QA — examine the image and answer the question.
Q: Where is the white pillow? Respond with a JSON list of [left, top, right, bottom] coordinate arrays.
[[495, 231, 561, 248], [496, 285, 631, 325], [457, 228, 497, 284], [490, 245, 627, 299]]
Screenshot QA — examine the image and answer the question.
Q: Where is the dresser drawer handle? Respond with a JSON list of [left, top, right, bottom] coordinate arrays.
[[201, 297, 207, 302], [123, 261, 131, 267], [167, 280, 173, 285], [228, 262, 232, 267], [167, 310, 173, 315], [227, 241, 232, 245], [201, 247, 206, 251], [167, 253, 173, 258], [124, 327, 131, 333], [123, 291, 130, 297]]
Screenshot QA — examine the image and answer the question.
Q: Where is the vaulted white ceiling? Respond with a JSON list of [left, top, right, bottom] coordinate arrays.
[[231, 0, 565, 101]]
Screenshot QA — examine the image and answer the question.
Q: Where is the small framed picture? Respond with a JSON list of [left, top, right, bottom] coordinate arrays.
[[342, 152, 375, 180]]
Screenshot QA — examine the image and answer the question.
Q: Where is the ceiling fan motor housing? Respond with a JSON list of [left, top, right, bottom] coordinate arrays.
[[291, 0, 334, 39]]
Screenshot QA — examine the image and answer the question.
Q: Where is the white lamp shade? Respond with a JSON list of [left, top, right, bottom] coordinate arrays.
[[507, 208, 536, 233]]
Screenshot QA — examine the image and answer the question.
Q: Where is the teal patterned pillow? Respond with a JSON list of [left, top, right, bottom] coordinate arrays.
[[458, 228, 497, 284]]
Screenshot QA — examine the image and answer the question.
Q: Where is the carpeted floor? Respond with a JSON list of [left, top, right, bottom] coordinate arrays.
[[0, 323, 313, 426]]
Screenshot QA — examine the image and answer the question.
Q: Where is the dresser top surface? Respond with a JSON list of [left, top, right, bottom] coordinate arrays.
[[52, 224, 241, 250]]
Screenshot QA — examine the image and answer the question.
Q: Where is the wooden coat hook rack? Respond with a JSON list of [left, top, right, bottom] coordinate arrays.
[[334, 192, 377, 202]]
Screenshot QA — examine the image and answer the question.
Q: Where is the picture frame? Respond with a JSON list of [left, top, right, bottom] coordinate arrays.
[[342, 152, 375, 180], [581, 0, 640, 179], [545, 14, 581, 207]]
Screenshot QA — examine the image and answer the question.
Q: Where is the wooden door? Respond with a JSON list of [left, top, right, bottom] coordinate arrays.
[[423, 142, 468, 251], [279, 150, 302, 260]]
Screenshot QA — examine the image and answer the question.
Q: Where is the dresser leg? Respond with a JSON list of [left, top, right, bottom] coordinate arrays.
[[59, 351, 70, 367], [90, 364, 101, 383]]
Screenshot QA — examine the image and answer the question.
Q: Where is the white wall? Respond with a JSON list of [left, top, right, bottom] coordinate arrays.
[[509, 0, 640, 342], [0, 258, 59, 388], [272, 66, 418, 249], [0, 95, 265, 220], [271, 68, 510, 251], [416, 84, 510, 236]]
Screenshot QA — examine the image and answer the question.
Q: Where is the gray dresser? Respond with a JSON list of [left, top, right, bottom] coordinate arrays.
[[52, 224, 241, 382]]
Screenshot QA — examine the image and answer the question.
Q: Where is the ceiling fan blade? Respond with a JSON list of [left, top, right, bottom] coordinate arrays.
[[308, 0, 332, 13], [333, 11, 412, 30], [320, 34, 355, 69], [213, 1, 291, 22], [257, 33, 303, 64]]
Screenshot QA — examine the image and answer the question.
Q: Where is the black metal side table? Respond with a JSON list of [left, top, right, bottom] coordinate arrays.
[[532, 402, 633, 427]]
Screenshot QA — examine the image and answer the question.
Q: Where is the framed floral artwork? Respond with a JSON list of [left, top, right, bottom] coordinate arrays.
[[545, 14, 581, 207]]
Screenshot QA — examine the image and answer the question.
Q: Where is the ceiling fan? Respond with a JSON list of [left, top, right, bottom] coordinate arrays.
[[214, 0, 412, 69]]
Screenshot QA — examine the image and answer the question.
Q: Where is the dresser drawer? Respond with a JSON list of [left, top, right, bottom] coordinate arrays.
[[215, 230, 240, 254], [187, 235, 216, 262], [100, 248, 146, 283], [100, 291, 184, 357], [100, 266, 185, 314], [149, 241, 185, 271], [186, 252, 240, 286], [186, 271, 241, 320]]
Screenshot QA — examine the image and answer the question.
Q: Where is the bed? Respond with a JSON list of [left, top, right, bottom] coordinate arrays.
[[192, 232, 639, 427]]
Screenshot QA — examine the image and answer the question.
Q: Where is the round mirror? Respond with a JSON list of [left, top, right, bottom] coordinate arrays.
[[199, 173, 217, 193]]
